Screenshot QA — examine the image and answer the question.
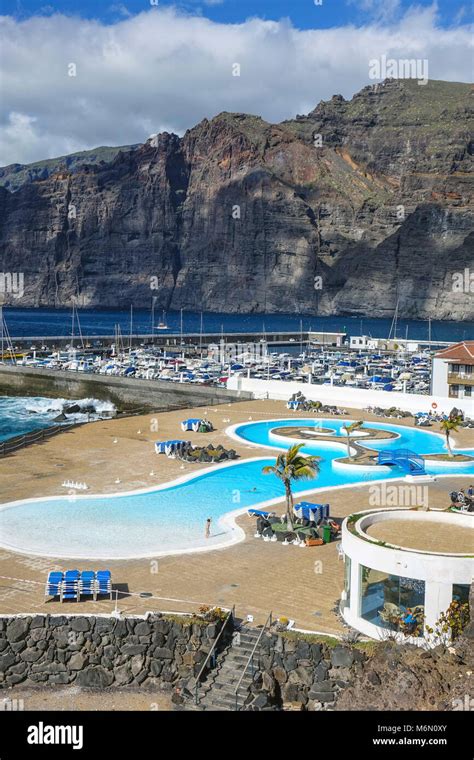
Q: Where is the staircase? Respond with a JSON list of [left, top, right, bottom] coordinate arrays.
[[196, 626, 263, 711]]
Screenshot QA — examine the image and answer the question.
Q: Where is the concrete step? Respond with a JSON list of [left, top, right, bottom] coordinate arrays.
[[194, 623, 268, 711], [212, 671, 253, 685], [201, 695, 245, 710]]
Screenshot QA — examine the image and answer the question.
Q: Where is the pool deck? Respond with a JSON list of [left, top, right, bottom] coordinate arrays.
[[0, 400, 473, 634]]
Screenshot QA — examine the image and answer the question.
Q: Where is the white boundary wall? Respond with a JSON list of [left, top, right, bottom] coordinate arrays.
[[227, 376, 473, 416]]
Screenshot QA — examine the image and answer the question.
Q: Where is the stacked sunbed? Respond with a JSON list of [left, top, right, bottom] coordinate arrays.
[[45, 570, 112, 602]]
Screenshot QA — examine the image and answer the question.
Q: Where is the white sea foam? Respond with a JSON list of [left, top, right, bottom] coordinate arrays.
[[24, 397, 115, 417]]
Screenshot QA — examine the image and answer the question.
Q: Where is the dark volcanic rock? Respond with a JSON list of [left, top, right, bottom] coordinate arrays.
[[76, 666, 114, 689], [0, 80, 471, 320]]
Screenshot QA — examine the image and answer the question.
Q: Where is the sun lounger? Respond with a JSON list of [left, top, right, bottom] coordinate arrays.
[[248, 509, 270, 517], [95, 570, 112, 599], [79, 571, 96, 599], [62, 570, 80, 602], [181, 418, 204, 432], [45, 571, 63, 599], [45, 569, 113, 603]]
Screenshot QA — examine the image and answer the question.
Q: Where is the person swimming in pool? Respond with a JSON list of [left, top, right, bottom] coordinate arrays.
[[205, 518, 211, 538]]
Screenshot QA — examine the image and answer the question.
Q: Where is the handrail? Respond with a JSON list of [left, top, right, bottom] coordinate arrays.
[[234, 611, 272, 711], [194, 606, 235, 705], [0, 423, 79, 458]]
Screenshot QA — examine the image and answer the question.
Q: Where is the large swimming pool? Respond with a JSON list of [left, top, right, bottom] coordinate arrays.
[[1, 418, 473, 559]]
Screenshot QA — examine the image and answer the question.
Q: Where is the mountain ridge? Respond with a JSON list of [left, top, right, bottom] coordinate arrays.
[[0, 78, 472, 320]]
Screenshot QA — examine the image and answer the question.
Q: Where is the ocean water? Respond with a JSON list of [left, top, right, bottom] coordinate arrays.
[[4, 307, 473, 342], [0, 396, 115, 443], [1, 418, 472, 559]]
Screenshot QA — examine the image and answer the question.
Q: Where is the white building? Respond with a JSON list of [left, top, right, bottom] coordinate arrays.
[[340, 508, 473, 645], [309, 332, 346, 347], [431, 341, 474, 400], [349, 335, 379, 350], [349, 335, 421, 352]]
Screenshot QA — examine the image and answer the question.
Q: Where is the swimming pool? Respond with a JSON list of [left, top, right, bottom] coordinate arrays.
[[1, 418, 473, 559]]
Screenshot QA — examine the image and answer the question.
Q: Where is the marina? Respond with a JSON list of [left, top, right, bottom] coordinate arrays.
[[0, 317, 454, 399]]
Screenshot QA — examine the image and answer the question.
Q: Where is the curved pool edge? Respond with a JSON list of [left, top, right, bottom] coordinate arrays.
[[2, 417, 473, 561], [1, 471, 470, 561], [0, 455, 272, 512]]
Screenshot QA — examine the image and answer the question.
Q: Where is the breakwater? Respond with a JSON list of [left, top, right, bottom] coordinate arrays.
[[0, 365, 252, 412]]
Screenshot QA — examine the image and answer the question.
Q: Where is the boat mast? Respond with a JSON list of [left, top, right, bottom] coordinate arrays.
[[76, 305, 84, 349], [151, 297, 156, 344], [388, 297, 399, 341], [199, 311, 203, 357], [0, 300, 16, 365]]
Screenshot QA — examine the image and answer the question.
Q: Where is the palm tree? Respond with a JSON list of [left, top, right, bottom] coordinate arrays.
[[342, 420, 364, 460], [262, 444, 320, 530], [440, 414, 462, 458]]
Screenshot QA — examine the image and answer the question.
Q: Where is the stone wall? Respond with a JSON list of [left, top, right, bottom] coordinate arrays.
[[0, 613, 223, 693], [251, 632, 366, 711], [250, 630, 473, 711]]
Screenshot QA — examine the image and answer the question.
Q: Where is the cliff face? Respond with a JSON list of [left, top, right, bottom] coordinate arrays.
[[0, 79, 472, 319]]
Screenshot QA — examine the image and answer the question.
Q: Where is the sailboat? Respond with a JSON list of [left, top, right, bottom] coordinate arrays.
[[388, 297, 399, 341], [155, 310, 169, 330]]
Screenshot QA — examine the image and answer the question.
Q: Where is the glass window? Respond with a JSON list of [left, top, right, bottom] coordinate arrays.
[[453, 584, 470, 604], [360, 565, 425, 635], [344, 556, 351, 606]]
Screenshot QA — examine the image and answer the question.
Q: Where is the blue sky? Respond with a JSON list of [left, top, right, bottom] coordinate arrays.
[[2, 0, 472, 28]]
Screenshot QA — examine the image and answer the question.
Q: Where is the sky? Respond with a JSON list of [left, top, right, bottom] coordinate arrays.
[[0, 0, 472, 165]]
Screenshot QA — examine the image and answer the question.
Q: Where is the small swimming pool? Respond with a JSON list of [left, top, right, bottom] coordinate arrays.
[[1, 418, 473, 559]]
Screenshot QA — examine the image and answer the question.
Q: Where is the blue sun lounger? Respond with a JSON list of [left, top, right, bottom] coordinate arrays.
[[95, 570, 112, 600], [181, 418, 203, 431], [294, 502, 330, 522], [45, 569, 113, 602], [62, 570, 80, 602], [248, 509, 270, 517], [45, 571, 63, 599], [79, 571, 96, 599]]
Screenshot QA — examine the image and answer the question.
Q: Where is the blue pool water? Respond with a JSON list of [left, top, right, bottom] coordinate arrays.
[[1, 418, 473, 558]]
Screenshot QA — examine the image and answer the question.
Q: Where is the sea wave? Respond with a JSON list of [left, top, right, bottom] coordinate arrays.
[[0, 396, 116, 442], [23, 397, 115, 417]]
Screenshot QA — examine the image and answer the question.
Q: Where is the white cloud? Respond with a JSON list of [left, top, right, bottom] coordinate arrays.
[[0, 5, 472, 165], [347, 0, 402, 23]]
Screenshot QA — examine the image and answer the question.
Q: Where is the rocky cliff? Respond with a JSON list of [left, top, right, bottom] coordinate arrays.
[[0, 79, 472, 319]]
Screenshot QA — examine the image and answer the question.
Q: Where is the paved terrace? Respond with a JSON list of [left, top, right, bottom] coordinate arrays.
[[0, 400, 472, 634]]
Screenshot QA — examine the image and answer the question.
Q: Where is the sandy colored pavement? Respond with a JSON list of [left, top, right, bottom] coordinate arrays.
[[2, 685, 172, 711], [367, 519, 474, 554], [0, 400, 472, 633]]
